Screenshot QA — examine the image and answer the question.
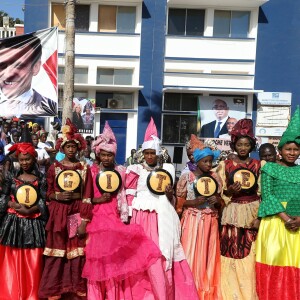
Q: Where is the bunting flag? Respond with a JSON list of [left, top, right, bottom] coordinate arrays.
[[0, 27, 58, 117]]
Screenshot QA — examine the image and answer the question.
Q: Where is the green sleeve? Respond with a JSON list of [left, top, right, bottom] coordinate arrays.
[[258, 170, 285, 217]]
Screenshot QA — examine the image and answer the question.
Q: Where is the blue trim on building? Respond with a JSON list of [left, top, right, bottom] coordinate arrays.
[[255, 0, 300, 111], [24, 0, 49, 33], [166, 35, 255, 41], [164, 72, 253, 77], [58, 53, 140, 59], [137, 0, 167, 145], [164, 85, 256, 91], [165, 57, 254, 63]]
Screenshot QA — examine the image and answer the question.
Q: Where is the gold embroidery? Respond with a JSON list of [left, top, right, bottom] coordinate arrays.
[[67, 247, 85, 259], [82, 198, 91, 204], [43, 247, 66, 257]]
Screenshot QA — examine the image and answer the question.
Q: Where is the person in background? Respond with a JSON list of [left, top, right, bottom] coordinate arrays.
[[0, 142, 48, 299], [73, 104, 84, 130], [31, 133, 50, 174], [37, 129, 57, 164], [1, 121, 10, 145], [4, 129, 20, 155], [259, 143, 277, 162], [125, 148, 136, 166], [82, 145, 94, 166], [219, 117, 238, 140], [82, 102, 95, 131], [82, 122, 161, 299], [126, 117, 198, 300], [256, 107, 300, 300], [216, 119, 261, 300], [200, 99, 230, 138], [181, 135, 198, 175], [177, 135, 222, 299], [31, 123, 40, 134], [39, 118, 93, 299]]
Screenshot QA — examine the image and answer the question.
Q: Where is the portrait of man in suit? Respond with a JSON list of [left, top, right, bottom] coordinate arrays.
[[0, 33, 57, 117], [200, 99, 230, 138]]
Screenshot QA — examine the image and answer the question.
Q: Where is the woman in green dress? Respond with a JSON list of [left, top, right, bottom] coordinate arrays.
[[256, 107, 300, 299]]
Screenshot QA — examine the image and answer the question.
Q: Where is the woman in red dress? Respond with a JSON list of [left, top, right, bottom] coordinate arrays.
[[0, 142, 48, 300], [39, 119, 93, 299]]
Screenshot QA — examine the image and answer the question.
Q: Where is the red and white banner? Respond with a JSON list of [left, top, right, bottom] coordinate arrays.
[[0, 27, 58, 117]]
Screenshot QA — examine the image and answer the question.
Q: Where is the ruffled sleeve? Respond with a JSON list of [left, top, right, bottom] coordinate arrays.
[[125, 165, 140, 216], [176, 172, 188, 214], [216, 161, 232, 205], [258, 163, 286, 218], [80, 164, 93, 221], [36, 172, 48, 221], [0, 172, 12, 216]]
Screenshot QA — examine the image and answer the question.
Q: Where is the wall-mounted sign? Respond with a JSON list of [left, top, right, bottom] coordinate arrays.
[[257, 92, 292, 106]]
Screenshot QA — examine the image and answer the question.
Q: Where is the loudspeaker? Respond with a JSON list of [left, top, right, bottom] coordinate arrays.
[[173, 147, 183, 164]]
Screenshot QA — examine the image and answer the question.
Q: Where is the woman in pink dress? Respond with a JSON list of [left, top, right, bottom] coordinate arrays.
[[82, 122, 161, 300], [126, 118, 198, 300]]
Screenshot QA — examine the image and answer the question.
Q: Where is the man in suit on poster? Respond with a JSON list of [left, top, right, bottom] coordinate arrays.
[[0, 33, 57, 117], [200, 99, 230, 138]]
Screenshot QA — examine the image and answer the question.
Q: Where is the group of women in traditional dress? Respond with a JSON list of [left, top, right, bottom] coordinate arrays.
[[0, 108, 299, 300]]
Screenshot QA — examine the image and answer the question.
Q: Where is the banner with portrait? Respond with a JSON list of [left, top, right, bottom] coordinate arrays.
[[72, 98, 96, 134], [198, 96, 246, 139], [0, 27, 58, 117]]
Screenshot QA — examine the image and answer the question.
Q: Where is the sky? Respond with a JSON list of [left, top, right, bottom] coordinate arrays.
[[0, 0, 24, 20]]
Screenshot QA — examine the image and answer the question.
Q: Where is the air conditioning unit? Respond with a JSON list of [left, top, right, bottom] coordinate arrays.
[[107, 99, 123, 109]]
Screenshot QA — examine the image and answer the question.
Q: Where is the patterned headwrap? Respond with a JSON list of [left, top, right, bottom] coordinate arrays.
[[92, 121, 117, 155], [9, 142, 37, 157], [37, 129, 48, 139], [55, 118, 86, 151], [230, 118, 256, 149], [142, 117, 161, 155], [278, 106, 300, 149]]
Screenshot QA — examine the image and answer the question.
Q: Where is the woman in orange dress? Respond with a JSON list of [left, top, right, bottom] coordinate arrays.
[[177, 135, 222, 299]]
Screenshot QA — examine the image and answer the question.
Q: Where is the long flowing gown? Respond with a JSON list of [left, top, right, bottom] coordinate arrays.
[[0, 169, 47, 300], [39, 161, 93, 299], [177, 170, 222, 300], [126, 163, 199, 300], [256, 162, 300, 299], [82, 164, 162, 300], [217, 159, 261, 300]]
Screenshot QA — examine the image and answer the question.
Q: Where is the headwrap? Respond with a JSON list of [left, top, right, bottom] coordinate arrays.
[[230, 118, 256, 148], [9, 142, 37, 157], [193, 147, 220, 163], [142, 117, 161, 155], [189, 134, 204, 152], [189, 134, 221, 163], [92, 121, 117, 155], [55, 118, 87, 151], [278, 106, 300, 148]]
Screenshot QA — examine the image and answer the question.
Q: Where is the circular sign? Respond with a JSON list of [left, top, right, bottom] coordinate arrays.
[[96, 169, 122, 193], [231, 169, 257, 190], [56, 170, 81, 192], [15, 184, 38, 207], [194, 175, 218, 197], [147, 169, 173, 195]]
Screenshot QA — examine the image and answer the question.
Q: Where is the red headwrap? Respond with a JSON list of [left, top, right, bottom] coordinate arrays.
[[55, 118, 87, 151], [230, 118, 256, 147], [9, 142, 37, 157]]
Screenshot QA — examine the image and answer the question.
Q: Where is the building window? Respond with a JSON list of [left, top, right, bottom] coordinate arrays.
[[162, 93, 198, 144], [97, 69, 133, 85], [51, 4, 90, 31], [58, 67, 88, 84], [98, 5, 136, 33], [168, 8, 205, 36], [96, 92, 134, 109], [213, 10, 250, 38]]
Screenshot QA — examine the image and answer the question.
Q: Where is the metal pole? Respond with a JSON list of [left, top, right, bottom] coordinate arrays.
[[62, 0, 75, 123]]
